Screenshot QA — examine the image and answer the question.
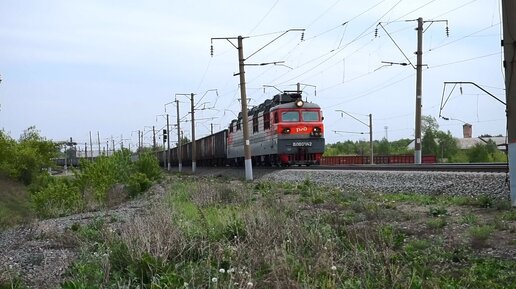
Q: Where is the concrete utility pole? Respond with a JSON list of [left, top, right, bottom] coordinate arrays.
[[502, 0, 516, 207], [378, 18, 447, 164], [138, 130, 141, 151], [212, 29, 303, 181], [237, 36, 253, 180], [190, 93, 197, 173], [180, 89, 219, 170], [369, 114, 374, 165], [152, 126, 156, 151], [167, 113, 171, 171], [162, 129, 166, 169], [176, 99, 182, 172], [89, 131, 93, 160], [97, 132, 101, 157], [414, 17, 423, 164]]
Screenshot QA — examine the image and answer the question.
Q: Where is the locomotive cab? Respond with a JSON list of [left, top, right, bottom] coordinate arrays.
[[271, 94, 325, 166], [226, 91, 325, 167]]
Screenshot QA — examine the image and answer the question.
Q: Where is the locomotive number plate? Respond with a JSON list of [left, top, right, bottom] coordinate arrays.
[[292, 141, 313, 147]]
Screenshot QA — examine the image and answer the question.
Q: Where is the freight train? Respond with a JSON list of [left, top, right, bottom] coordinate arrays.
[[158, 92, 325, 167]]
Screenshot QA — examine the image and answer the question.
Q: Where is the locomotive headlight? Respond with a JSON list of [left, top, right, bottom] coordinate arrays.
[[295, 99, 304, 107], [282, 128, 291, 134], [312, 127, 322, 136]]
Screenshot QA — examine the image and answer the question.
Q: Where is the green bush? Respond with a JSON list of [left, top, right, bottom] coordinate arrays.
[[0, 127, 58, 185], [134, 152, 161, 181], [31, 177, 84, 217], [77, 149, 134, 202], [127, 172, 152, 197], [77, 157, 118, 202]]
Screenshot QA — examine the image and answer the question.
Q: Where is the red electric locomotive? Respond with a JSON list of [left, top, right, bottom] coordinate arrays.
[[227, 92, 325, 166], [161, 92, 324, 167]]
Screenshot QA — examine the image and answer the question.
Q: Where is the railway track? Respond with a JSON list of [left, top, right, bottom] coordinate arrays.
[[186, 163, 508, 175], [302, 163, 508, 173]]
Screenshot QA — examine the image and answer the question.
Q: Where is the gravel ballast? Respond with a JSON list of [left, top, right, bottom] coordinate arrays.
[[260, 169, 510, 200]]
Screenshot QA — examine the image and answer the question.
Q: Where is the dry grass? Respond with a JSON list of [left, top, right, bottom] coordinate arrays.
[[116, 205, 188, 262], [61, 176, 516, 289]]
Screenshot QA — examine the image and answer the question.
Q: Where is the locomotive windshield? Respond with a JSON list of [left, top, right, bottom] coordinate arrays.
[[282, 111, 299, 122], [302, 111, 319, 122]]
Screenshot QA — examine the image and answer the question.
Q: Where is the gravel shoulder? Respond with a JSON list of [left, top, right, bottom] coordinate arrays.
[[0, 182, 167, 288]]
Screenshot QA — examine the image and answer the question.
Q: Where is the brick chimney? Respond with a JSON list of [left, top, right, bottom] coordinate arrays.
[[463, 123, 472, 138]]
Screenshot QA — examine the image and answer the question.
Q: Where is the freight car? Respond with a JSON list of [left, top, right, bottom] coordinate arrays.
[[160, 92, 325, 167], [320, 154, 437, 165]]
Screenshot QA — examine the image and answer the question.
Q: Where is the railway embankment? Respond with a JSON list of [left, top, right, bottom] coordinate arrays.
[[261, 169, 510, 200]]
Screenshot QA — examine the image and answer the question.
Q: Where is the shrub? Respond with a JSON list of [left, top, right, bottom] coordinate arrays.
[[77, 149, 134, 203], [127, 172, 152, 197], [31, 177, 84, 217], [134, 152, 161, 182], [0, 127, 58, 185], [76, 157, 118, 202]]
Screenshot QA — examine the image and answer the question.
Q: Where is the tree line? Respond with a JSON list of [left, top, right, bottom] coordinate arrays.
[[324, 116, 506, 163]]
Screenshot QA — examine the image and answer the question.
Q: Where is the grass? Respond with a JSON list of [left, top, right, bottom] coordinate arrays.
[[373, 192, 511, 209], [6, 175, 515, 288], [461, 213, 479, 225], [0, 175, 34, 230], [426, 217, 447, 229], [469, 225, 495, 248]]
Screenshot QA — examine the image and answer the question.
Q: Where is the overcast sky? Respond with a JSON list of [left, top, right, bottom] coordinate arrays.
[[0, 0, 506, 150]]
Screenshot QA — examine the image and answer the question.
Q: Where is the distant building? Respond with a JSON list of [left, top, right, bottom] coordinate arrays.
[[463, 123, 473, 138], [455, 136, 507, 150], [407, 123, 507, 151]]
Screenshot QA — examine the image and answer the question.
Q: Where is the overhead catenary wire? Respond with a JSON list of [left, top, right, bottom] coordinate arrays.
[[253, 0, 436, 91], [266, 0, 469, 93], [272, 0, 405, 85], [246, 0, 280, 35], [427, 23, 500, 52]]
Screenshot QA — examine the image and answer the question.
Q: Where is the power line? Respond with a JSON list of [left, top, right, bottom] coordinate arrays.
[[247, 0, 280, 35], [322, 71, 415, 109], [394, 0, 439, 20], [431, 0, 478, 19], [272, 0, 405, 85], [376, 22, 416, 68], [305, 0, 342, 29], [427, 23, 500, 52], [429, 51, 500, 69]]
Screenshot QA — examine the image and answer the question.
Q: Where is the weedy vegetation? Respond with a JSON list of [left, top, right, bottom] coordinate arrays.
[[30, 149, 162, 218], [0, 127, 163, 227], [57, 176, 515, 289]]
